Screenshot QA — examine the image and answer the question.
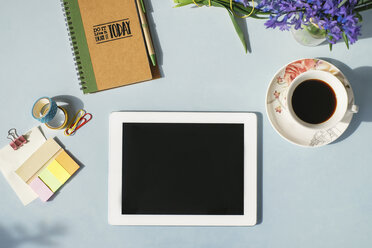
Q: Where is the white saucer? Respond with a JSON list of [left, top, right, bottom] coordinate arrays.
[[266, 58, 356, 147]]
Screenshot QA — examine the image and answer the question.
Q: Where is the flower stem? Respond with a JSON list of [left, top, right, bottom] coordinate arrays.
[[355, 0, 372, 11], [355, 3, 372, 12]]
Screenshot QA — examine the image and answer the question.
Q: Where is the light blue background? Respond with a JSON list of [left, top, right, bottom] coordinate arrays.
[[1, 1, 372, 248]]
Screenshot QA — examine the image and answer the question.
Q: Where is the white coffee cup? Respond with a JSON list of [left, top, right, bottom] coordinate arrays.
[[286, 70, 358, 130]]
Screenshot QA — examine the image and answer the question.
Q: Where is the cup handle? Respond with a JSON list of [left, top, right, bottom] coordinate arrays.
[[350, 104, 359, 113]]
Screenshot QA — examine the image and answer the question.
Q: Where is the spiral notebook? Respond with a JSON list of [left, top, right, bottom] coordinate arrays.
[[61, 0, 160, 94]]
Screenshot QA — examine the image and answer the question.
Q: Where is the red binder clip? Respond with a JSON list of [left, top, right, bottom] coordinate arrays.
[[7, 128, 27, 150]]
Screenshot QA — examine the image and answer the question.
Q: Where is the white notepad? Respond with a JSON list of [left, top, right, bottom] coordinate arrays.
[[0, 127, 46, 205]]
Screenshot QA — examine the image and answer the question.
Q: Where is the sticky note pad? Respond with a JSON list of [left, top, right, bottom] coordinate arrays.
[[29, 177, 54, 202], [47, 160, 70, 184], [16, 138, 62, 182], [38, 167, 62, 192], [55, 151, 80, 175]]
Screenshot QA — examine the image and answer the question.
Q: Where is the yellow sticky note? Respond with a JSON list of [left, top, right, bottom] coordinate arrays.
[[47, 160, 70, 184], [55, 151, 80, 176]]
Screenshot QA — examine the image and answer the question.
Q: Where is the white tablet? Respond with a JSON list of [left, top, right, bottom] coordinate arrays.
[[108, 112, 257, 226]]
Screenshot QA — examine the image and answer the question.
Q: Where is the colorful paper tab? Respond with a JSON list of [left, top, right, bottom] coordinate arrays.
[[16, 138, 62, 183], [38, 168, 62, 192], [55, 151, 80, 175], [15, 138, 80, 202], [29, 177, 54, 202], [47, 160, 70, 184]]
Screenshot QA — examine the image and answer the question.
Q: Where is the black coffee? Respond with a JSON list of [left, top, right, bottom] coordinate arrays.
[[291, 79, 337, 124]]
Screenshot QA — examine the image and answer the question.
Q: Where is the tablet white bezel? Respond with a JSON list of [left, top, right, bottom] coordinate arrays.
[[108, 112, 257, 226]]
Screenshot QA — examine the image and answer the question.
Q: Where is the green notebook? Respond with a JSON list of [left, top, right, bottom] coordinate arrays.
[[61, 0, 160, 94]]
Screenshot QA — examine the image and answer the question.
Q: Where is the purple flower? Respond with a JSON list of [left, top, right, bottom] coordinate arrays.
[[257, 0, 362, 45]]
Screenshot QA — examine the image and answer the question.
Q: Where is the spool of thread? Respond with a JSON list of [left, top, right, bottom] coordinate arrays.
[[45, 106, 69, 130], [31, 97, 58, 123]]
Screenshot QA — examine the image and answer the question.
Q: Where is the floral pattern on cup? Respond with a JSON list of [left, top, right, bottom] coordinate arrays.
[[284, 59, 316, 84], [268, 58, 345, 115]]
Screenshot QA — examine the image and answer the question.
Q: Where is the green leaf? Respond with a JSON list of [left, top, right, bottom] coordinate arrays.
[[173, 0, 198, 6], [173, 0, 193, 3], [210, 1, 247, 53], [227, 10, 247, 53], [342, 32, 349, 49], [173, 3, 194, 7], [338, 0, 348, 8], [329, 43, 333, 51]]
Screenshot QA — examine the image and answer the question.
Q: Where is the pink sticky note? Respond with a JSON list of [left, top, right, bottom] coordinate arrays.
[[29, 177, 54, 202]]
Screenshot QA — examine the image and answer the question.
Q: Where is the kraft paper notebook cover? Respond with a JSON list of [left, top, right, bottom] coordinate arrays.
[[62, 0, 160, 94]]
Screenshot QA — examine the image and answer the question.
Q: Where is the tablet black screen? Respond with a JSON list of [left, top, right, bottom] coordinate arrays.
[[122, 123, 244, 215]]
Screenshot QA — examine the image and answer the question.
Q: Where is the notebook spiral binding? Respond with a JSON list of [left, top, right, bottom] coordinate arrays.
[[61, 0, 87, 91]]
